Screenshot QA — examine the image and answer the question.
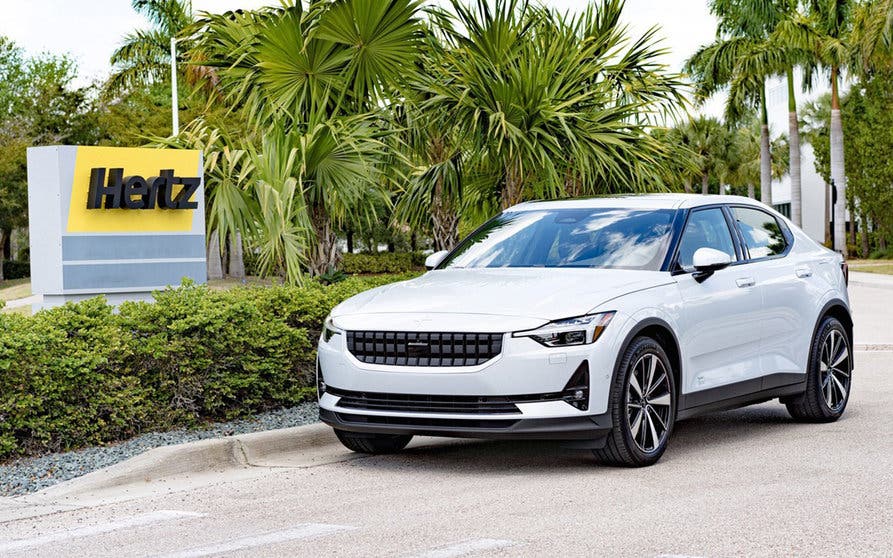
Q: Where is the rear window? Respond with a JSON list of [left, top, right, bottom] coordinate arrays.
[[732, 207, 788, 258]]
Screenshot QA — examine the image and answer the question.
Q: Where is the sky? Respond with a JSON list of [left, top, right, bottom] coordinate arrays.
[[0, 0, 799, 123]]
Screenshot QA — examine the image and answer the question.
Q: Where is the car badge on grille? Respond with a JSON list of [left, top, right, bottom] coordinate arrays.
[[407, 342, 429, 357]]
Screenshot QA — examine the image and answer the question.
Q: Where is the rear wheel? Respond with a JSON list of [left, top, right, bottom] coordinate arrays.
[[334, 429, 413, 454], [593, 336, 676, 467], [786, 316, 852, 422]]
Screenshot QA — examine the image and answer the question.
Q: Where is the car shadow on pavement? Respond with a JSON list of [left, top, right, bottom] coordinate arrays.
[[344, 402, 816, 473]]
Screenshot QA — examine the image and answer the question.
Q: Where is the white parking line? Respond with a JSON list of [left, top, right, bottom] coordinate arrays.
[[0, 510, 204, 553], [157, 523, 355, 558], [410, 538, 518, 558]]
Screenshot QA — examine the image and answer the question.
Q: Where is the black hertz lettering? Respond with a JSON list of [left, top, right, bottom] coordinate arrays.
[[87, 168, 200, 210]]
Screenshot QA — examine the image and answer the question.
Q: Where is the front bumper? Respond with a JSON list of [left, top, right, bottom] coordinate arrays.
[[319, 408, 612, 441]]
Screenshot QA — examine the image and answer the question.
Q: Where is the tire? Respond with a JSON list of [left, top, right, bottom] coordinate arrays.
[[785, 316, 852, 422], [593, 336, 677, 467], [334, 429, 413, 454]]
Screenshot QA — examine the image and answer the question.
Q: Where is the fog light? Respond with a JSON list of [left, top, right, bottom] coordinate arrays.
[[562, 361, 590, 411]]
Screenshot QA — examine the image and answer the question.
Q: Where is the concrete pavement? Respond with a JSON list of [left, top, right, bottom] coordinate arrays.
[[0, 278, 891, 557]]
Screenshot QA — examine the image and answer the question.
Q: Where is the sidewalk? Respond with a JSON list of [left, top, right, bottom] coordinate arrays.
[[2, 294, 41, 310], [848, 271, 893, 348]]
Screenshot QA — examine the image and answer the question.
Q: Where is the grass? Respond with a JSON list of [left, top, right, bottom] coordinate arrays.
[[0, 278, 31, 302], [849, 263, 893, 275]]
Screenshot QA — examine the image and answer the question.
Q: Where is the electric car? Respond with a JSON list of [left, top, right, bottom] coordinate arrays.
[[317, 194, 852, 466]]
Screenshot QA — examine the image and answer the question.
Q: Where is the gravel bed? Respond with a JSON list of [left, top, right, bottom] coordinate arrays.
[[0, 401, 320, 497]]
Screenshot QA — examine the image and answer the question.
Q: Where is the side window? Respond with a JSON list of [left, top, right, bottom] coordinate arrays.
[[732, 207, 788, 259], [676, 208, 737, 269]]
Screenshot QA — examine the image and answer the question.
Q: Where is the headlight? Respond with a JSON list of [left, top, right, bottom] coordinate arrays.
[[322, 316, 343, 343], [513, 312, 615, 347]]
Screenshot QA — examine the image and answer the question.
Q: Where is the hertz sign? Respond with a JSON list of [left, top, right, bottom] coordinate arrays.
[[87, 168, 200, 210], [26, 145, 206, 310]]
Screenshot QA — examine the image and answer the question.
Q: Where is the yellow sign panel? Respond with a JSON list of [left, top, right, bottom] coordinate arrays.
[[67, 146, 202, 233]]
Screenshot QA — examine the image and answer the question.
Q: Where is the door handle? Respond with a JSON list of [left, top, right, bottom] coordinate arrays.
[[796, 267, 813, 278], [736, 277, 756, 288]]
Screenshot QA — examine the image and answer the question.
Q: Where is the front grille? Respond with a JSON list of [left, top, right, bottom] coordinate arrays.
[[334, 412, 519, 429], [328, 387, 521, 415], [345, 331, 503, 366]]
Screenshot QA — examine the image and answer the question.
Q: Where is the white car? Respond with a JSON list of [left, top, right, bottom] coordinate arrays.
[[317, 195, 852, 466]]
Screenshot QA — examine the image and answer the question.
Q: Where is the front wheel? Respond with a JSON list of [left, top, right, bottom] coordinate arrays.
[[334, 429, 413, 454], [785, 316, 852, 422], [593, 336, 676, 467]]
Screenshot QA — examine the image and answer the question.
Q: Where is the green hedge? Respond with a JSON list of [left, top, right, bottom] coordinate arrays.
[[341, 252, 427, 274], [2, 261, 30, 280], [0, 273, 418, 460]]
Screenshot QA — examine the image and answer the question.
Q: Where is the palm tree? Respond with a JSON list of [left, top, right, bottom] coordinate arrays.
[[422, 0, 686, 211], [194, 0, 424, 275], [108, 0, 194, 95], [774, 0, 854, 253], [676, 116, 731, 195], [687, 0, 801, 209]]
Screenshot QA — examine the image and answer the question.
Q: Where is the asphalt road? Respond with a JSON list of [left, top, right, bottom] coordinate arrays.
[[1, 273, 891, 558]]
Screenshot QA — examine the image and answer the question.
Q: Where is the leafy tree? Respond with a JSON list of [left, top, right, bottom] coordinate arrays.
[[0, 37, 98, 280]]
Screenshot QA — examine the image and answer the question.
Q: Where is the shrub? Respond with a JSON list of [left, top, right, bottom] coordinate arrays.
[[341, 252, 426, 274], [0, 272, 419, 460], [2, 261, 30, 280]]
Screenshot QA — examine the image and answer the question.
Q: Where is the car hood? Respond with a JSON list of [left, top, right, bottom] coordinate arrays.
[[331, 268, 672, 332]]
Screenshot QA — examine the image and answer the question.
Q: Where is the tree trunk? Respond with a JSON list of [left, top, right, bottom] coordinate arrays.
[[701, 173, 709, 195], [0, 229, 6, 282], [830, 67, 847, 255], [431, 175, 460, 252], [760, 85, 772, 206], [228, 231, 245, 280], [825, 182, 832, 246], [502, 162, 524, 209], [308, 204, 339, 276], [207, 229, 223, 281], [683, 178, 693, 194], [787, 68, 802, 227], [346, 230, 354, 254], [747, 183, 755, 199], [860, 212, 870, 258], [849, 198, 857, 247]]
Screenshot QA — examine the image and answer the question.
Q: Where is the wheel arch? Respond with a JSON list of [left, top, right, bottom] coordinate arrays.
[[815, 299, 854, 352], [612, 317, 682, 394]]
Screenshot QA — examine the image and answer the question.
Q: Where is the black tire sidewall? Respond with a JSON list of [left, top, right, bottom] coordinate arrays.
[[810, 318, 852, 419], [614, 337, 677, 464]]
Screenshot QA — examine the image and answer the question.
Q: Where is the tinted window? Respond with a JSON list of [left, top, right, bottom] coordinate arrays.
[[676, 208, 737, 269], [732, 207, 788, 258], [439, 208, 676, 270]]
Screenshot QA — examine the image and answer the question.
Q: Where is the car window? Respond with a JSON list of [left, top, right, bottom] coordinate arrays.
[[732, 207, 788, 259], [439, 208, 676, 270], [676, 208, 737, 269]]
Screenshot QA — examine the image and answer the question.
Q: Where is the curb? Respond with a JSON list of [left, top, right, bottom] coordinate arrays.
[[30, 423, 338, 502]]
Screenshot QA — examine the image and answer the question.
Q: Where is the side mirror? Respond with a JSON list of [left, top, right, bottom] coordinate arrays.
[[425, 250, 449, 270], [691, 247, 731, 282]]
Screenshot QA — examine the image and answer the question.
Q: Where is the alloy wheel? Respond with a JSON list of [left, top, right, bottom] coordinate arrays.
[[626, 352, 672, 452], [820, 330, 851, 412]]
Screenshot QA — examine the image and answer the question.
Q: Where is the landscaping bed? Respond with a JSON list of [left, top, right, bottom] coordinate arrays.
[[0, 401, 319, 496], [0, 272, 418, 463]]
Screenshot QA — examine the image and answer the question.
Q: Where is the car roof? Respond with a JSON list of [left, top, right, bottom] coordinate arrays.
[[506, 193, 772, 212]]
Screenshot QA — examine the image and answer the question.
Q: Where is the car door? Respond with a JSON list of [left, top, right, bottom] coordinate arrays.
[[728, 206, 813, 383], [673, 206, 765, 401]]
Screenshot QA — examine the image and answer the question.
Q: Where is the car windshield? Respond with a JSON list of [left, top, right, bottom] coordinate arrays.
[[439, 208, 677, 270]]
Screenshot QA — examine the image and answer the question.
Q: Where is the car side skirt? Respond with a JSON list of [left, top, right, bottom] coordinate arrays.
[[677, 373, 806, 420]]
